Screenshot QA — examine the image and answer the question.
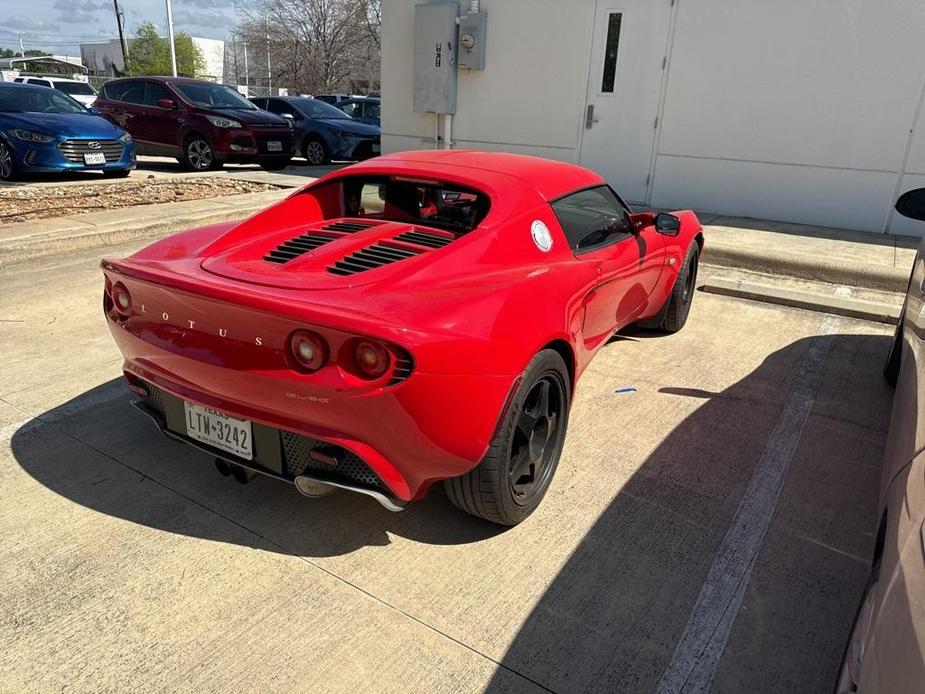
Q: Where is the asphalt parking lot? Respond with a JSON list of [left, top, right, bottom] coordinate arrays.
[[0, 241, 893, 692]]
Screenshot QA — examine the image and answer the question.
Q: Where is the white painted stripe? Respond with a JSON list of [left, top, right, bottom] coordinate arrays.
[[656, 314, 841, 694]]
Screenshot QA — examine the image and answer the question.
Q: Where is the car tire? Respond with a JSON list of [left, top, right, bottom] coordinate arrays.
[[303, 136, 330, 166], [0, 140, 18, 181], [181, 135, 221, 171], [651, 242, 699, 333], [444, 349, 571, 526], [102, 169, 131, 178]]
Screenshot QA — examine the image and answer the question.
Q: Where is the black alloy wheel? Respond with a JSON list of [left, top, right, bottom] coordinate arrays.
[[508, 376, 564, 505]]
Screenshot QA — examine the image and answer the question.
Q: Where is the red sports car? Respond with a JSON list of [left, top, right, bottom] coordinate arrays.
[[102, 151, 703, 525]]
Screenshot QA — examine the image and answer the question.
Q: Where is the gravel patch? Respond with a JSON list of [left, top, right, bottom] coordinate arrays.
[[0, 176, 282, 224]]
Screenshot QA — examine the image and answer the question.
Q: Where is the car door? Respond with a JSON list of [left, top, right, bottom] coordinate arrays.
[[97, 80, 146, 142], [142, 81, 184, 155], [551, 185, 665, 343]]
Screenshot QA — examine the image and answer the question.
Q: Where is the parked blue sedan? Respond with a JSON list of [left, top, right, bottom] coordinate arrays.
[[250, 96, 380, 165], [0, 82, 135, 181]]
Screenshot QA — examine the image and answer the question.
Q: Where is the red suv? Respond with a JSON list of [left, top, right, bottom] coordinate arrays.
[[94, 77, 293, 171]]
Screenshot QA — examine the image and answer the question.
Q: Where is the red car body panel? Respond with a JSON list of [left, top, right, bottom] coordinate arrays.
[[102, 151, 702, 503]]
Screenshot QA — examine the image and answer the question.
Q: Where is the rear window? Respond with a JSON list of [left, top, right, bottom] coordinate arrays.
[[341, 176, 489, 234], [54, 81, 95, 96]]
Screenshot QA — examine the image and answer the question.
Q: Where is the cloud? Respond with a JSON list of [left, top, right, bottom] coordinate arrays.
[[173, 9, 233, 29], [5, 15, 62, 31], [177, 0, 234, 9], [52, 0, 110, 13]]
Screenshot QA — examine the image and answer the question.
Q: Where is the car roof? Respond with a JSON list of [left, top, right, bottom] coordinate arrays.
[[0, 82, 49, 90], [105, 76, 216, 85], [361, 150, 604, 201]]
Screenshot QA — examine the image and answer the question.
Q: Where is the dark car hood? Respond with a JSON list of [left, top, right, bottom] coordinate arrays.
[[0, 111, 125, 138], [210, 107, 288, 127], [315, 118, 380, 136]]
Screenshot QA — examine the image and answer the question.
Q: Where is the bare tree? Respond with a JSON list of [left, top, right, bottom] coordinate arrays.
[[233, 0, 380, 95]]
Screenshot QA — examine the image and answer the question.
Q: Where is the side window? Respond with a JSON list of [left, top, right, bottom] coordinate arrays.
[[250, 98, 266, 109], [339, 102, 360, 117], [28, 79, 52, 87], [365, 102, 380, 120], [551, 186, 633, 252], [265, 99, 293, 117], [144, 82, 173, 107], [108, 81, 144, 104]]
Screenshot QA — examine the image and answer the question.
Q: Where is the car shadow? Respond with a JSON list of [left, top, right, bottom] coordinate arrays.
[[9, 378, 505, 558], [481, 331, 893, 693]]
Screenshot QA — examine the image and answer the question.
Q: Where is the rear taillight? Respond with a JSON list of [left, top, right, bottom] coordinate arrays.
[[288, 330, 328, 372], [353, 339, 390, 379], [112, 282, 131, 315]]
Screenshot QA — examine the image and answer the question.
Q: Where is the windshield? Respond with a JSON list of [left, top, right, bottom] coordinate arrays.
[[291, 98, 351, 120], [55, 81, 96, 96], [340, 176, 490, 234], [173, 83, 256, 110], [0, 87, 87, 113]]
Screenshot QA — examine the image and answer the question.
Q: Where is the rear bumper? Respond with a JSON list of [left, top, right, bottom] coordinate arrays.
[[130, 393, 406, 511], [107, 314, 514, 502]]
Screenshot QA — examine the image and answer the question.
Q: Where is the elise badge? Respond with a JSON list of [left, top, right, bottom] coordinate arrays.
[[531, 220, 553, 252]]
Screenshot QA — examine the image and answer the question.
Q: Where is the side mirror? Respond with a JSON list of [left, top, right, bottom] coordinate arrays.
[[895, 188, 925, 222], [281, 112, 295, 119], [87, 106, 101, 115], [157, 98, 176, 109], [655, 212, 681, 236]]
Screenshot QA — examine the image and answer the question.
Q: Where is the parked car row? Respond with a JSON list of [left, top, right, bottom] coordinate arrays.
[[0, 76, 382, 181]]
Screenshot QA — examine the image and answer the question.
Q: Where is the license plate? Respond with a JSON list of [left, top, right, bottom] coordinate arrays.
[[83, 152, 106, 165], [183, 401, 253, 460], [372, 143, 381, 153], [267, 141, 282, 152]]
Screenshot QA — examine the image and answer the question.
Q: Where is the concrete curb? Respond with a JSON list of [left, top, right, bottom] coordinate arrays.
[[700, 277, 901, 324], [0, 188, 290, 265], [700, 244, 909, 294]]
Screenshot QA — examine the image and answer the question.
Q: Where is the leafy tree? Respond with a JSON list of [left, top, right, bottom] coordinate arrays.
[[127, 22, 206, 78]]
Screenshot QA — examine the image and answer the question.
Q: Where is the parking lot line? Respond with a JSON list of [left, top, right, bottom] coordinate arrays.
[[656, 313, 841, 694]]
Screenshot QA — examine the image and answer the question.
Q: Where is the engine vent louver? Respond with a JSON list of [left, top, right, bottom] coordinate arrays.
[[323, 221, 378, 233], [393, 230, 453, 249], [264, 233, 337, 264], [327, 243, 423, 276]]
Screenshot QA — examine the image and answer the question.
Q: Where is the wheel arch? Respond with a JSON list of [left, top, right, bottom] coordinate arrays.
[[541, 338, 576, 393]]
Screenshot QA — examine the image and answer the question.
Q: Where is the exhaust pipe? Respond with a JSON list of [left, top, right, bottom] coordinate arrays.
[[294, 475, 336, 498], [230, 464, 256, 484], [214, 458, 232, 477]]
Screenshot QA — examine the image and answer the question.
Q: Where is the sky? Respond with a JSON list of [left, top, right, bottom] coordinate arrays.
[[1, 0, 239, 57]]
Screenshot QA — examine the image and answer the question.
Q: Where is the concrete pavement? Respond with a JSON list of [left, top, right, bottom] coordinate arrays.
[[0, 239, 893, 692]]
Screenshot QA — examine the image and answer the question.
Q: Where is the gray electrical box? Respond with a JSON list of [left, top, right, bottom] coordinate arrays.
[[457, 11, 487, 70], [413, 2, 458, 114]]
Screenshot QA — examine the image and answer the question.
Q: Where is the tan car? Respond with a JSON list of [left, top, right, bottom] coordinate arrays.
[[837, 188, 925, 692]]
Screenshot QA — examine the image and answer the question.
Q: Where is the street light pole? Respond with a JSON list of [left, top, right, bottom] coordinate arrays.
[[265, 16, 272, 95], [165, 0, 178, 76]]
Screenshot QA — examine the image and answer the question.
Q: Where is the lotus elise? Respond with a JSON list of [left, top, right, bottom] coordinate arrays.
[[102, 151, 703, 525]]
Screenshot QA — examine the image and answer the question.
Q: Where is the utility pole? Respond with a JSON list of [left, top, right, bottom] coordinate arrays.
[[165, 0, 178, 76], [265, 16, 272, 95], [112, 0, 129, 73]]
